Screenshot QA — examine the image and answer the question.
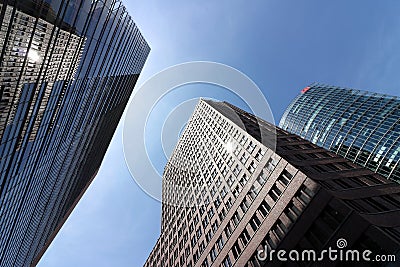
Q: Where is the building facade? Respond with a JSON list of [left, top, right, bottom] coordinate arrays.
[[145, 99, 400, 267], [0, 0, 149, 265], [279, 83, 400, 183]]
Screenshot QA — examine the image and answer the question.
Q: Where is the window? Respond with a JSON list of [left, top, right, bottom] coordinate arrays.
[[208, 207, 215, 219], [232, 241, 242, 259], [205, 196, 210, 206], [256, 172, 267, 186], [225, 223, 233, 237], [232, 186, 240, 197], [202, 216, 209, 228], [240, 153, 249, 164], [222, 167, 228, 176], [196, 227, 202, 238], [184, 232, 188, 241], [249, 185, 259, 200], [217, 235, 225, 250], [221, 186, 228, 198], [266, 158, 277, 172], [226, 197, 233, 209], [216, 176, 222, 187], [199, 206, 206, 215], [248, 161, 257, 173], [185, 246, 191, 257], [214, 196, 221, 208], [247, 141, 256, 153], [206, 230, 213, 242], [233, 164, 241, 175], [255, 148, 265, 161], [279, 170, 293, 186], [199, 241, 205, 253], [227, 175, 234, 186], [219, 208, 226, 221], [193, 249, 199, 263], [240, 135, 248, 145], [240, 228, 251, 246], [227, 157, 234, 166], [180, 254, 185, 266], [212, 220, 218, 232], [250, 214, 261, 231], [210, 186, 216, 196], [269, 185, 282, 201], [258, 200, 270, 217], [239, 173, 247, 186], [234, 144, 241, 156], [210, 246, 217, 262], [297, 185, 314, 206], [191, 235, 197, 247], [240, 199, 249, 213], [232, 211, 241, 226], [222, 256, 232, 267]]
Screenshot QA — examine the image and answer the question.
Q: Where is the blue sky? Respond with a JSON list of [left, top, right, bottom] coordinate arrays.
[[38, 1, 400, 266]]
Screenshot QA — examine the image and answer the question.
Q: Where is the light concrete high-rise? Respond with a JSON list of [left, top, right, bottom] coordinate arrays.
[[145, 99, 400, 267]]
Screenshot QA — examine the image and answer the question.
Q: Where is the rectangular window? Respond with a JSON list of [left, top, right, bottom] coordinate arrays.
[[219, 208, 226, 221], [222, 256, 232, 267], [212, 221, 218, 232], [217, 235, 225, 250], [258, 200, 271, 218], [269, 185, 282, 201], [232, 211, 241, 226], [240, 228, 251, 246], [199, 241, 205, 253], [226, 197, 233, 209], [232, 241, 242, 259], [197, 227, 202, 238], [279, 170, 293, 186], [266, 158, 277, 172], [250, 214, 261, 231], [210, 246, 217, 262], [221, 186, 228, 198], [225, 223, 233, 237], [206, 229, 213, 242]]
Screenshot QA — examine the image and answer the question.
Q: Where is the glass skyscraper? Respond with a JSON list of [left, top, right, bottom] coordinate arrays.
[[0, 0, 149, 265], [145, 99, 400, 267], [279, 83, 400, 183]]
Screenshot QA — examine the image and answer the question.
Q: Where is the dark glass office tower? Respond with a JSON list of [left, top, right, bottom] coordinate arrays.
[[0, 1, 149, 265], [145, 100, 400, 267], [279, 83, 400, 183]]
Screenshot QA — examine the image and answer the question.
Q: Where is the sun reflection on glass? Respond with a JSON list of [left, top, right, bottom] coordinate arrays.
[[225, 139, 235, 154], [27, 49, 40, 62]]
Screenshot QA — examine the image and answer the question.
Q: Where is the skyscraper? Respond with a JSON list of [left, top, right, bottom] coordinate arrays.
[[145, 99, 400, 267], [279, 83, 400, 183], [0, 1, 149, 265]]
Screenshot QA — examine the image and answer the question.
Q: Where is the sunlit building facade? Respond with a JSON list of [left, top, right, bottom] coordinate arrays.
[[145, 100, 400, 267], [279, 83, 400, 183], [0, 0, 149, 265]]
